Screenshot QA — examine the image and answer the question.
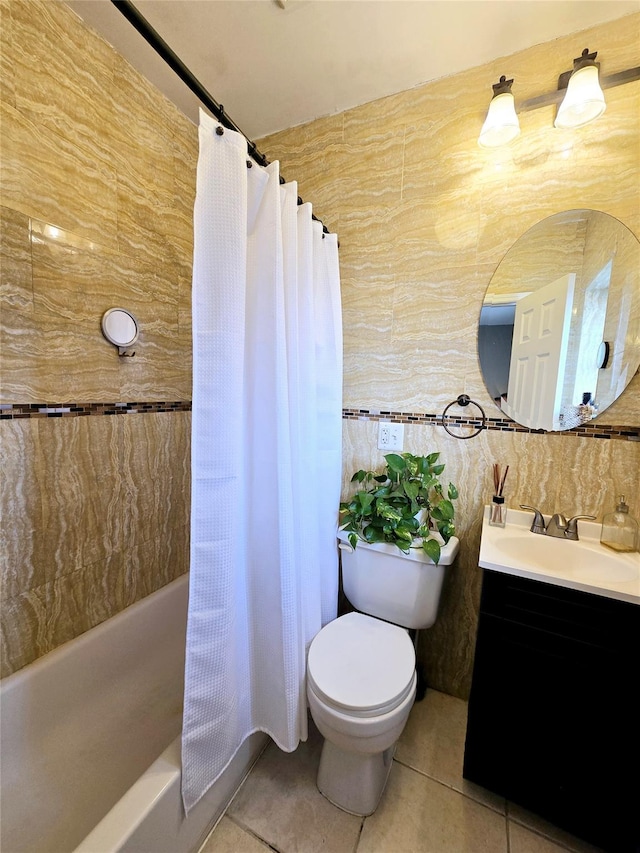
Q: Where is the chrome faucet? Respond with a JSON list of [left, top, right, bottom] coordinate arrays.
[[520, 505, 595, 540], [547, 512, 596, 540], [546, 513, 568, 538]]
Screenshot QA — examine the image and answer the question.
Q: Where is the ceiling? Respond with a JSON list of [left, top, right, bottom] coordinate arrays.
[[67, 0, 639, 140]]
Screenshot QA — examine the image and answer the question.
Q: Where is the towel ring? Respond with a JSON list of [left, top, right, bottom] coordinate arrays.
[[441, 395, 486, 440]]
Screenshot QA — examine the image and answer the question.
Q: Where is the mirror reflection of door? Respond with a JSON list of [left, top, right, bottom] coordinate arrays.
[[502, 274, 575, 431], [477, 210, 640, 431]]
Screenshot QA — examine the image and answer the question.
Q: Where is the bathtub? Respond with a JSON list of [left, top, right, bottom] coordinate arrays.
[[0, 575, 267, 853]]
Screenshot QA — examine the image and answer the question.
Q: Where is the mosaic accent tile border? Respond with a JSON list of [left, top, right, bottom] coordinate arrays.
[[1, 401, 192, 419], [342, 408, 640, 442], [2, 402, 638, 441]]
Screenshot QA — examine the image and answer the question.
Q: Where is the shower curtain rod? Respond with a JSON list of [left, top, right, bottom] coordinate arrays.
[[110, 0, 331, 235]]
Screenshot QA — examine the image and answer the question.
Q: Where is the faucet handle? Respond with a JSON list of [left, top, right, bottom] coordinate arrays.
[[565, 514, 596, 541], [520, 505, 547, 535]]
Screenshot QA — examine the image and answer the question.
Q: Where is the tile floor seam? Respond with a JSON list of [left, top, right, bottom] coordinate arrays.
[[392, 756, 507, 815], [225, 813, 283, 853], [511, 823, 583, 853], [352, 816, 366, 853], [506, 816, 588, 853], [505, 802, 598, 853]]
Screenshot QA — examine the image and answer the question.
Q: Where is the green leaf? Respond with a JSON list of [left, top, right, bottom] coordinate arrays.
[[348, 532, 358, 549], [422, 537, 441, 564], [395, 525, 414, 541], [364, 525, 385, 543], [448, 483, 459, 500], [377, 502, 403, 523], [357, 492, 374, 514], [431, 499, 454, 521], [432, 464, 445, 476], [372, 485, 391, 498], [384, 453, 406, 473], [403, 481, 420, 500], [437, 520, 455, 543]]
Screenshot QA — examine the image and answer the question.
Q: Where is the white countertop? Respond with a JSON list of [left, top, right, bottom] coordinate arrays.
[[479, 506, 640, 606]]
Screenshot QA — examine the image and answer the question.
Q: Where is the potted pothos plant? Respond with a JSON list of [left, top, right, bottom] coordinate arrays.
[[339, 451, 458, 565]]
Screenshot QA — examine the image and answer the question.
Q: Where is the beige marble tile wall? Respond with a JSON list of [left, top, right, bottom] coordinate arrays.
[[0, 0, 197, 676], [259, 14, 640, 698]]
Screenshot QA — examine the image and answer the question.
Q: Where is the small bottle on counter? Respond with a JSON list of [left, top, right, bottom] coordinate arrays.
[[489, 495, 506, 528], [600, 495, 638, 553]]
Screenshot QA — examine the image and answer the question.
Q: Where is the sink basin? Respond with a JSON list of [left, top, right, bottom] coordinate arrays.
[[496, 534, 638, 583], [479, 507, 640, 604]]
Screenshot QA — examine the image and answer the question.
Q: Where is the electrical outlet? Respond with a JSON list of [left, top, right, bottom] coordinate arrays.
[[378, 421, 404, 451]]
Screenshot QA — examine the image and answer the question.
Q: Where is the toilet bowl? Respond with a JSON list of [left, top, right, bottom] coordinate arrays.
[[307, 611, 417, 815], [306, 531, 459, 815]]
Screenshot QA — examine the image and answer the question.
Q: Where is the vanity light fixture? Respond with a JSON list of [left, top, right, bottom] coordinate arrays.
[[478, 48, 640, 147], [478, 76, 520, 148], [555, 49, 605, 129]]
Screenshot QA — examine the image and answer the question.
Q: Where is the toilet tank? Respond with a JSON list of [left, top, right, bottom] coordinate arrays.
[[337, 531, 459, 630]]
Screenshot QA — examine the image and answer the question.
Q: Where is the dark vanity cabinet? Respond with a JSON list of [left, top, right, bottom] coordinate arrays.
[[463, 569, 639, 852]]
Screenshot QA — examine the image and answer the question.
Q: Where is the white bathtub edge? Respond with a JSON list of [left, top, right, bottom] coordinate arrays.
[[74, 731, 268, 853]]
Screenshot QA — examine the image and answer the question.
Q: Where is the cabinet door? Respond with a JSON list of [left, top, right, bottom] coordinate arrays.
[[463, 612, 511, 796], [464, 572, 639, 852]]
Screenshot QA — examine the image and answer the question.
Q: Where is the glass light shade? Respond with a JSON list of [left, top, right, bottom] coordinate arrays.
[[478, 92, 520, 148], [555, 64, 606, 129]]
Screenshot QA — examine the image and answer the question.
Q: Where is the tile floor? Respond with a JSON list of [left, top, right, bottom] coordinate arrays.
[[200, 689, 605, 853]]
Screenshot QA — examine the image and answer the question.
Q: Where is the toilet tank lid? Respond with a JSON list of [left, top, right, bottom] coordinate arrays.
[[337, 529, 460, 566], [307, 613, 415, 713]]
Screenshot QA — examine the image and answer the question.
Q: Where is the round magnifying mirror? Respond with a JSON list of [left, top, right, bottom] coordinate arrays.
[[101, 308, 139, 351], [478, 210, 640, 431]]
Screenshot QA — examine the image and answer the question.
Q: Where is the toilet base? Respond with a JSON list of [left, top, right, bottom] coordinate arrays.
[[316, 739, 396, 816]]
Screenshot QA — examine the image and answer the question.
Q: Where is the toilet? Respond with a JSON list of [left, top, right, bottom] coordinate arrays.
[[307, 529, 459, 816]]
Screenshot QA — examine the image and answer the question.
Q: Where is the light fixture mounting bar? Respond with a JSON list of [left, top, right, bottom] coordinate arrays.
[[518, 65, 640, 113]]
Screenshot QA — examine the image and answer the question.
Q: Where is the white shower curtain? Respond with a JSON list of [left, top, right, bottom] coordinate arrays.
[[181, 110, 342, 814]]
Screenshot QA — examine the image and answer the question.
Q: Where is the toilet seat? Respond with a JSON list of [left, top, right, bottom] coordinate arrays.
[[307, 612, 416, 718]]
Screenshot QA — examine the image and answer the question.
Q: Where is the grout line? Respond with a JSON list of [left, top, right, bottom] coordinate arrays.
[[225, 814, 283, 852], [505, 802, 603, 853], [391, 758, 589, 852], [352, 816, 366, 853], [391, 755, 507, 814], [391, 760, 596, 853]]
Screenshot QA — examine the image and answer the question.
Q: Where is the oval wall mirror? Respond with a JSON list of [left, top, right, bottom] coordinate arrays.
[[101, 308, 139, 353], [478, 210, 640, 431]]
